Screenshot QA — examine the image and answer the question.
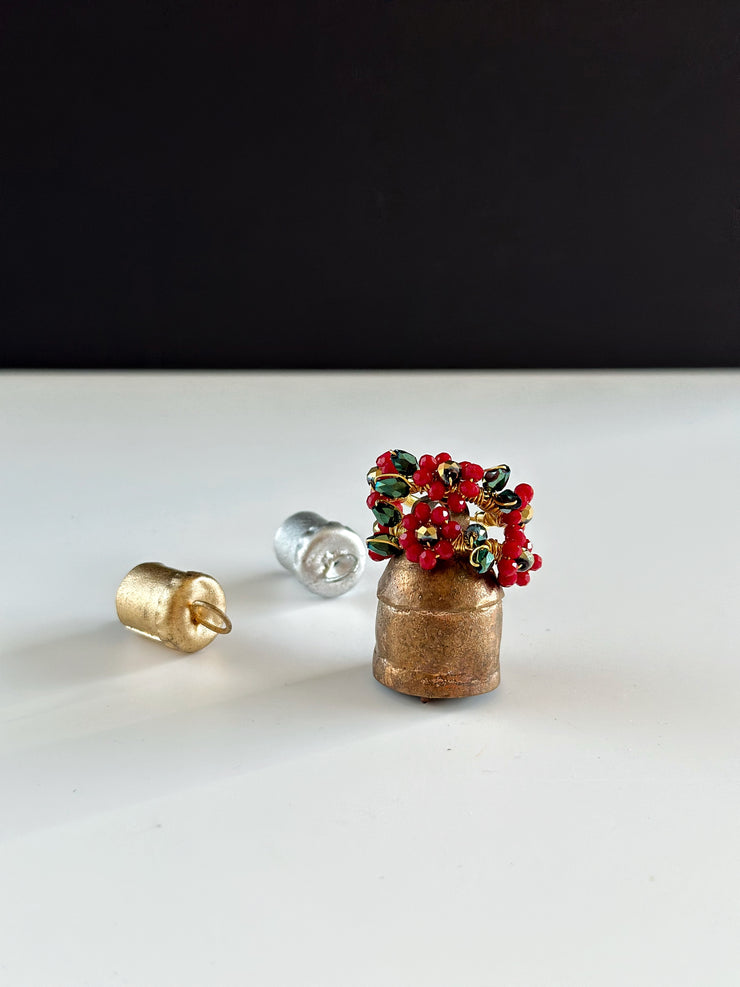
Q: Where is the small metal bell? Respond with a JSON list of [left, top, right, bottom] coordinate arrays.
[[274, 511, 365, 598], [116, 562, 232, 653]]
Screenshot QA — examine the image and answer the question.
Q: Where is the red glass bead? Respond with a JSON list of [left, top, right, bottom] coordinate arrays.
[[436, 540, 454, 560], [514, 483, 534, 505], [504, 509, 522, 525], [497, 570, 517, 587], [366, 491, 380, 508], [504, 525, 527, 547], [502, 538, 521, 559], [368, 551, 386, 562], [431, 504, 449, 525], [375, 524, 389, 533], [497, 558, 517, 578], [442, 520, 462, 540], [428, 480, 446, 500], [401, 515, 419, 530], [398, 531, 416, 549], [419, 549, 438, 570], [458, 479, 479, 499], [413, 469, 433, 486], [531, 554, 542, 571], [516, 572, 531, 586], [462, 462, 484, 481], [405, 543, 422, 563], [376, 451, 392, 468], [447, 492, 466, 513], [435, 452, 452, 464], [419, 454, 436, 470], [413, 501, 431, 522]]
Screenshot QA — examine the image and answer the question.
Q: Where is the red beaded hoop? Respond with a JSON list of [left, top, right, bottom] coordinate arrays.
[[366, 450, 541, 587]]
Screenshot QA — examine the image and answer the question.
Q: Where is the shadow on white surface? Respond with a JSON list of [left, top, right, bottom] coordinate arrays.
[[1, 567, 370, 697], [0, 639, 437, 844], [1, 623, 181, 692]]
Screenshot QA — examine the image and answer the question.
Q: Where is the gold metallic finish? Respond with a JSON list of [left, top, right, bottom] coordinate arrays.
[[189, 600, 232, 635], [416, 524, 439, 545], [452, 532, 467, 552], [487, 539, 503, 562], [373, 553, 504, 699], [470, 491, 507, 525], [116, 562, 231, 653]]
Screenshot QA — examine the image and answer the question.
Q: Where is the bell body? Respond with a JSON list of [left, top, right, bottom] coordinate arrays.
[[274, 511, 365, 598], [116, 562, 227, 653], [373, 555, 504, 699]]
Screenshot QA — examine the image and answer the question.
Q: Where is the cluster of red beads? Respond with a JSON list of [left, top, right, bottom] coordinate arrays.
[[367, 450, 542, 586], [375, 450, 397, 474], [412, 452, 484, 511], [397, 499, 462, 571], [494, 483, 542, 586]]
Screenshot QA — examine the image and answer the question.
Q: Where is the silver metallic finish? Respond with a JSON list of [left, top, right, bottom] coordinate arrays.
[[274, 511, 366, 598]]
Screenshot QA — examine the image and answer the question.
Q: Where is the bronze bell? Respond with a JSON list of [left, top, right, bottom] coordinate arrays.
[[373, 524, 504, 700], [367, 450, 541, 699]]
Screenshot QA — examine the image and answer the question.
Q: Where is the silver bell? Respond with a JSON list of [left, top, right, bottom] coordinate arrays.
[[274, 511, 366, 598]]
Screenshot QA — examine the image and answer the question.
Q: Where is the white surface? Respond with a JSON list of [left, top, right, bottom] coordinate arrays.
[[0, 370, 738, 987]]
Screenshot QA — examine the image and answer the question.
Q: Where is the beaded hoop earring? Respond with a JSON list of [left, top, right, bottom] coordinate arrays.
[[366, 450, 542, 587]]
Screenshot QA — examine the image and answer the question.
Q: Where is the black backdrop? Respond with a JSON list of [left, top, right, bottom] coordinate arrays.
[[2, 1, 738, 368]]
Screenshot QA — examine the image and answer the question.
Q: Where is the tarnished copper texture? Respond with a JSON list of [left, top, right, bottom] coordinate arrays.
[[373, 552, 504, 699]]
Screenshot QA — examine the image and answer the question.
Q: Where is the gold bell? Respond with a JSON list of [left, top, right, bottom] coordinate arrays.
[[115, 562, 232, 653]]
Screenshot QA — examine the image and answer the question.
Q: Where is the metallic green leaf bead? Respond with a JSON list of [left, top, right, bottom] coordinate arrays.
[[416, 524, 439, 547], [470, 545, 496, 573], [515, 549, 535, 572], [463, 522, 488, 548], [493, 488, 522, 512], [366, 535, 402, 558], [437, 461, 461, 486], [374, 475, 411, 499], [390, 450, 419, 477], [372, 502, 402, 527], [482, 465, 510, 493]]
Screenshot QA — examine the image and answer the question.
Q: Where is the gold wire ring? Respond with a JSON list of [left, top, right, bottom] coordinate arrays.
[[189, 600, 232, 635]]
